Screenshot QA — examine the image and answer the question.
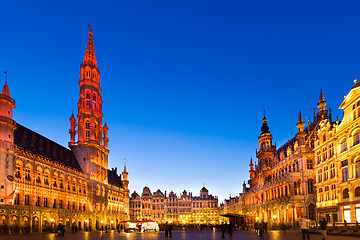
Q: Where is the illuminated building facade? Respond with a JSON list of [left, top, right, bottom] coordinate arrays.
[[129, 187, 219, 224], [236, 92, 336, 226], [0, 26, 129, 234], [315, 80, 360, 223]]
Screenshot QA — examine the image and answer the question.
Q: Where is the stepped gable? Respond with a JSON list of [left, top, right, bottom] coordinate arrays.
[[107, 169, 123, 188], [14, 123, 83, 172]]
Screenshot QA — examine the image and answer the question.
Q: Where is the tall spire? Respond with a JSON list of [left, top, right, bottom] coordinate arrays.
[[318, 89, 326, 112], [317, 89, 328, 120], [83, 24, 97, 67], [297, 110, 305, 132]]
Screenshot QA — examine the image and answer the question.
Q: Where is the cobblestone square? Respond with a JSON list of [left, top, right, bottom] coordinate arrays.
[[0, 230, 360, 240]]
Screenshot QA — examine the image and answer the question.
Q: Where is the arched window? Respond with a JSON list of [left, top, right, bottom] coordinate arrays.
[[24, 167, 31, 181], [15, 164, 21, 179], [355, 187, 360, 197], [86, 69, 91, 79], [341, 139, 348, 153], [354, 132, 360, 146], [343, 188, 349, 199], [44, 171, 49, 185]]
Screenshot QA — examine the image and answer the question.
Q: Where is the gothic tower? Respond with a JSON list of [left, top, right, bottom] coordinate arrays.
[[69, 25, 109, 211], [256, 116, 276, 171], [0, 79, 17, 204]]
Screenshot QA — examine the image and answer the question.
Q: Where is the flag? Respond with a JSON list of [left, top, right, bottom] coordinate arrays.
[[251, 188, 261, 201], [4, 190, 15, 200]]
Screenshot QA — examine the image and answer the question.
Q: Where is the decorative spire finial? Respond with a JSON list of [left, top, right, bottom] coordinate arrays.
[[355, 79, 358, 84], [3, 70, 7, 83], [88, 24, 92, 32]]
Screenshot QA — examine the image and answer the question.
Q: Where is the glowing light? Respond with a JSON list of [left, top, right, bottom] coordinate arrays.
[[256, 217, 259, 220], [273, 215, 277, 219], [85, 220, 88, 223], [100, 220, 103, 223], [50, 218, 54, 222]]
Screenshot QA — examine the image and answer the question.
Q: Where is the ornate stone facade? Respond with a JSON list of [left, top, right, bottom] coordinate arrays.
[[227, 91, 337, 227], [0, 26, 129, 234], [129, 187, 218, 225], [315, 80, 360, 223]]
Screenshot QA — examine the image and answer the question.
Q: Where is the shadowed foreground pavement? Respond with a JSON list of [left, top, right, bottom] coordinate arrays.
[[0, 229, 359, 240]]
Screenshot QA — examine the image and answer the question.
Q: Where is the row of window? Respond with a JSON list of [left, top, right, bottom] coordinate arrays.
[[317, 163, 336, 182], [14, 194, 87, 211], [15, 165, 87, 194], [317, 133, 360, 164]]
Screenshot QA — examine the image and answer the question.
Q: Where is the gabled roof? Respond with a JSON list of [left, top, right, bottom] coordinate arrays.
[[14, 123, 83, 172]]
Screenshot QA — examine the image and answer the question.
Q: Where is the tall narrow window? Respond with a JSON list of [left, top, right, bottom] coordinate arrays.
[[93, 94, 97, 110], [322, 147, 328, 161], [44, 172, 49, 185], [318, 169, 323, 182], [14, 194, 20, 205], [342, 167, 349, 182], [15, 165, 21, 179], [317, 151, 321, 164], [329, 143, 334, 158], [341, 139, 348, 153], [323, 166, 329, 181], [330, 163, 335, 178], [325, 186, 330, 201], [85, 121, 90, 139], [355, 132, 360, 146], [308, 179, 314, 194], [24, 168, 31, 181], [25, 195, 30, 206], [343, 188, 350, 199], [86, 92, 91, 107], [331, 184, 336, 200]]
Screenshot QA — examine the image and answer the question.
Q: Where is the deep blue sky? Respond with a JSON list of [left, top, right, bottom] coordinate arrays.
[[1, 1, 359, 202]]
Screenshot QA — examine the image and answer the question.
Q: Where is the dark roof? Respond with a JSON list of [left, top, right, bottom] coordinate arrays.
[[107, 169, 123, 188], [200, 187, 208, 192], [14, 123, 83, 172]]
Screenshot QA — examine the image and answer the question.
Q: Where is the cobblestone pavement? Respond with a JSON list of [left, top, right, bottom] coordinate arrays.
[[0, 229, 359, 240]]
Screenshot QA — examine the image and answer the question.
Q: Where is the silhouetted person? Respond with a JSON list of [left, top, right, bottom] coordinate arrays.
[[168, 223, 173, 238], [228, 223, 233, 237], [319, 217, 327, 240], [164, 222, 169, 237], [301, 216, 310, 240], [221, 223, 227, 238]]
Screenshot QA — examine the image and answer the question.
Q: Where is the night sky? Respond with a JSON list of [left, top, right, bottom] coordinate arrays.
[[1, 1, 359, 203]]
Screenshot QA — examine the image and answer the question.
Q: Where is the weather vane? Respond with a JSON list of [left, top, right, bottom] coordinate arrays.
[[3, 70, 7, 83]]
